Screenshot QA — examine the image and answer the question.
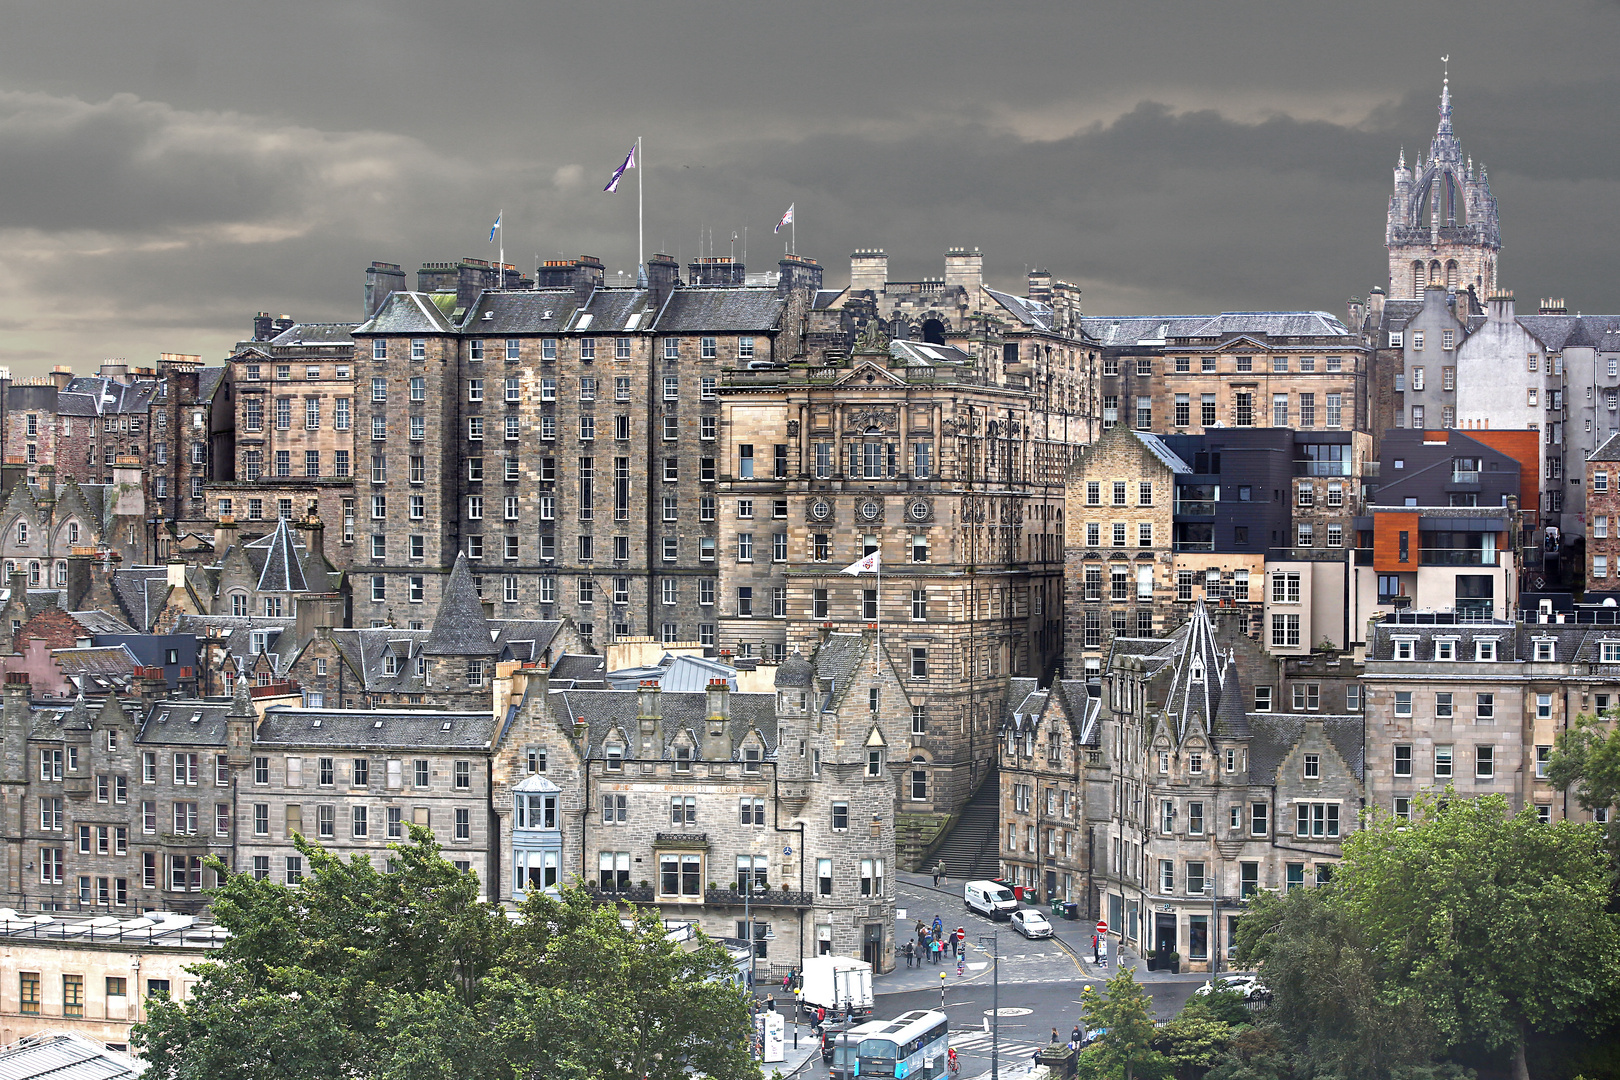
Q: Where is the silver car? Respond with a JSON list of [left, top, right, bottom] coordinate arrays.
[[1010, 909, 1053, 939]]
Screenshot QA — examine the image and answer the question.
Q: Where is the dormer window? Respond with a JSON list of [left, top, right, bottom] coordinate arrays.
[[1533, 639, 1555, 662], [866, 748, 884, 777], [604, 742, 623, 771], [743, 746, 761, 774], [674, 746, 692, 772], [1476, 638, 1498, 661], [1601, 641, 1620, 664], [1435, 638, 1457, 661], [1393, 637, 1416, 660]]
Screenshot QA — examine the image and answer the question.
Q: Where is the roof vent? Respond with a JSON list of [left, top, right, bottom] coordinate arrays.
[[189, 712, 201, 723], [482, 311, 494, 321], [312, 719, 321, 728], [374, 720, 384, 728], [441, 720, 452, 731], [542, 310, 553, 320]]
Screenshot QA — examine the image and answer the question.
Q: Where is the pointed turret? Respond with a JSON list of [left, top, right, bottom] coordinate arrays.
[[256, 516, 310, 593], [226, 670, 255, 767], [421, 552, 498, 656]]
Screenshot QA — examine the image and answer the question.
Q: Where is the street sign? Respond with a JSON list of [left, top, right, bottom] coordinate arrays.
[[1096, 920, 1108, 935]]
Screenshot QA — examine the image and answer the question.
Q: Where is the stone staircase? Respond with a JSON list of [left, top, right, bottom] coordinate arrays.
[[924, 769, 1002, 883]]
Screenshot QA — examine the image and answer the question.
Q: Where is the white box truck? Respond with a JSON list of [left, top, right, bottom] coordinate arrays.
[[799, 955, 874, 1018]]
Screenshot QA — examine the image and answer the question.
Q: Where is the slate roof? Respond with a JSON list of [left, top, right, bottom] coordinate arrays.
[[324, 627, 427, 693], [1518, 315, 1620, 353], [354, 291, 456, 334], [267, 322, 356, 346], [137, 700, 233, 747], [1131, 431, 1193, 474], [55, 377, 156, 417], [984, 287, 1055, 331], [569, 288, 657, 333], [110, 568, 171, 632], [1179, 311, 1355, 339], [603, 653, 731, 692], [197, 366, 226, 402], [462, 289, 583, 333], [252, 518, 309, 593], [174, 616, 294, 676], [1591, 432, 1620, 463], [1365, 618, 1606, 662], [1245, 714, 1365, 784], [775, 649, 812, 688], [654, 288, 785, 333], [52, 645, 138, 689], [254, 707, 496, 751], [491, 620, 566, 664], [0, 1032, 140, 1080], [549, 652, 608, 687], [554, 687, 778, 760], [421, 553, 497, 656], [890, 340, 974, 367], [1080, 316, 1213, 346], [69, 609, 137, 634]]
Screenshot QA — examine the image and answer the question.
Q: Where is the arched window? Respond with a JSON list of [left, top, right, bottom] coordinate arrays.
[[910, 755, 929, 801], [15, 521, 27, 545], [1412, 261, 1426, 297], [1428, 260, 1443, 289], [54, 561, 66, 587], [921, 318, 946, 345], [28, 561, 40, 586], [1445, 260, 1459, 288]]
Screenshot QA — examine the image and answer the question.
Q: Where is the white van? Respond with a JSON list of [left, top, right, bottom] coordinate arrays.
[[964, 880, 1018, 920]]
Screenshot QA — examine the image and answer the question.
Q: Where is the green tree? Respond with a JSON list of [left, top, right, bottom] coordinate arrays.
[[1547, 714, 1620, 829], [1234, 883, 1441, 1079], [1336, 792, 1620, 1080], [134, 828, 760, 1080], [1154, 1012, 1233, 1078], [1079, 969, 1171, 1080]]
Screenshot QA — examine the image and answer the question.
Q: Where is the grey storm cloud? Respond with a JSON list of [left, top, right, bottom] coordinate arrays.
[[0, 0, 1617, 371]]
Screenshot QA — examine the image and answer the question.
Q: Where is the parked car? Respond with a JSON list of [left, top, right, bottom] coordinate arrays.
[[1010, 909, 1053, 939], [1194, 974, 1270, 1001]]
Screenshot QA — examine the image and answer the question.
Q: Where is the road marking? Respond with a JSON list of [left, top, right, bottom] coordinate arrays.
[[985, 1007, 1033, 1016]]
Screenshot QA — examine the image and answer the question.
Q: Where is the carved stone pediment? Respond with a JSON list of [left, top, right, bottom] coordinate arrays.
[[844, 406, 899, 434]]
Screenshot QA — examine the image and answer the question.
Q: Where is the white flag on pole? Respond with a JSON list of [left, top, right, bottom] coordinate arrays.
[[839, 551, 880, 576]]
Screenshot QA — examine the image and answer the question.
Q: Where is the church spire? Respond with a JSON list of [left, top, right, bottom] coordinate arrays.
[[1438, 74, 1453, 136]]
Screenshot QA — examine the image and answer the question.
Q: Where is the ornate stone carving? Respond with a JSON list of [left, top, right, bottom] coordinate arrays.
[[786, 419, 801, 437], [845, 406, 898, 434]]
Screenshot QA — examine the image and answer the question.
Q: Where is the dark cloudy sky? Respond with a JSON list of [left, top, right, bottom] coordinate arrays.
[[2, 0, 1617, 374]]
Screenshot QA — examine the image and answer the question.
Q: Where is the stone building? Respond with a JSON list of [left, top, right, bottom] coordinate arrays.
[[1082, 312, 1369, 445], [484, 630, 911, 977], [1384, 77, 1500, 301], [0, 910, 222, 1050], [1089, 603, 1363, 971], [1063, 426, 1182, 679], [1359, 611, 1618, 823], [208, 318, 356, 542], [1588, 434, 1620, 591], [997, 678, 1098, 904]]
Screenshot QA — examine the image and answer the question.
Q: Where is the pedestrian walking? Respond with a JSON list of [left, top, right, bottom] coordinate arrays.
[[932, 915, 944, 939], [932, 865, 941, 886], [1092, 933, 1100, 964], [1071, 1025, 1081, 1047], [904, 942, 914, 968], [937, 862, 948, 887], [930, 939, 941, 964]]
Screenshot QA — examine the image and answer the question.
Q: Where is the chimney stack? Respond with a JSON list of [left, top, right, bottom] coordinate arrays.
[[850, 249, 888, 294], [646, 254, 680, 310], [364, 262, 406, 319], [701, 677, 732, 760]]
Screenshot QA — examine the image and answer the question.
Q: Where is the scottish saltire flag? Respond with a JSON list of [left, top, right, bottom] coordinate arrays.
[[603, 144, 637, 192], [839, 551, 879, 576], [489, 213, 500, 242], [775, 203, 794, 234]]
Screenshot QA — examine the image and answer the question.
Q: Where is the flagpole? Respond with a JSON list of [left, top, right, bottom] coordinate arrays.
[[498, 209, 504, 284], [874, 552, 880, 675], [637, 136, 644, 271]]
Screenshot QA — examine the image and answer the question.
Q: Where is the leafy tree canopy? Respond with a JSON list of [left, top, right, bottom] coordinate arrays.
[[1233, 791, 1620, 1080], [1079, 969, 1172, 1080], [134, 828, 759, 1080]]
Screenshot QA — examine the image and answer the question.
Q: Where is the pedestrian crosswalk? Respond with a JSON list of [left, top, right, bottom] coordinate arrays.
[[949, 1029, 1043, 1060]]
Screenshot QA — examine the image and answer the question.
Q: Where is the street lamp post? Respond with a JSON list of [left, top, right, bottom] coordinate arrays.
[[978, 931, 1000, 1080], [1203, 879, 1220, 975]]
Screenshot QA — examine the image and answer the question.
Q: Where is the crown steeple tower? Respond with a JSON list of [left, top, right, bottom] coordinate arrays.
[[1386, 71, 1499, 300]]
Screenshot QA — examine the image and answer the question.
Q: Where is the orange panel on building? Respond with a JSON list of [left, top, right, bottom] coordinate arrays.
[[1372, 511, 1422, 572], [1464, 429, 1541, 526]]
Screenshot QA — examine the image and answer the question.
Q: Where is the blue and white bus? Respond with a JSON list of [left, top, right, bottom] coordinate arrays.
[[856, 1009, 950, 1078]]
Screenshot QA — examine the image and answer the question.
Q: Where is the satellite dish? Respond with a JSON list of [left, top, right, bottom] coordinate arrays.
[[1604, 598, 1617, 608]]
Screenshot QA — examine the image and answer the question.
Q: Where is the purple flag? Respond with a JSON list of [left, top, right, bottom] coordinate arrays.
[[603, 144, 637, 193]]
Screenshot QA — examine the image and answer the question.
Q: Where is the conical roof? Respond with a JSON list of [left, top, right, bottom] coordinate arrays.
[[421, 552, 498, 656], [775, 648, 812, 688], [256, 517, 310, 593], [63, 694, 93, 732]]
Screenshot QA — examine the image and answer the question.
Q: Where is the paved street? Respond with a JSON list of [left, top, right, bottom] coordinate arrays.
[[780, 872, 1209, 1078]]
